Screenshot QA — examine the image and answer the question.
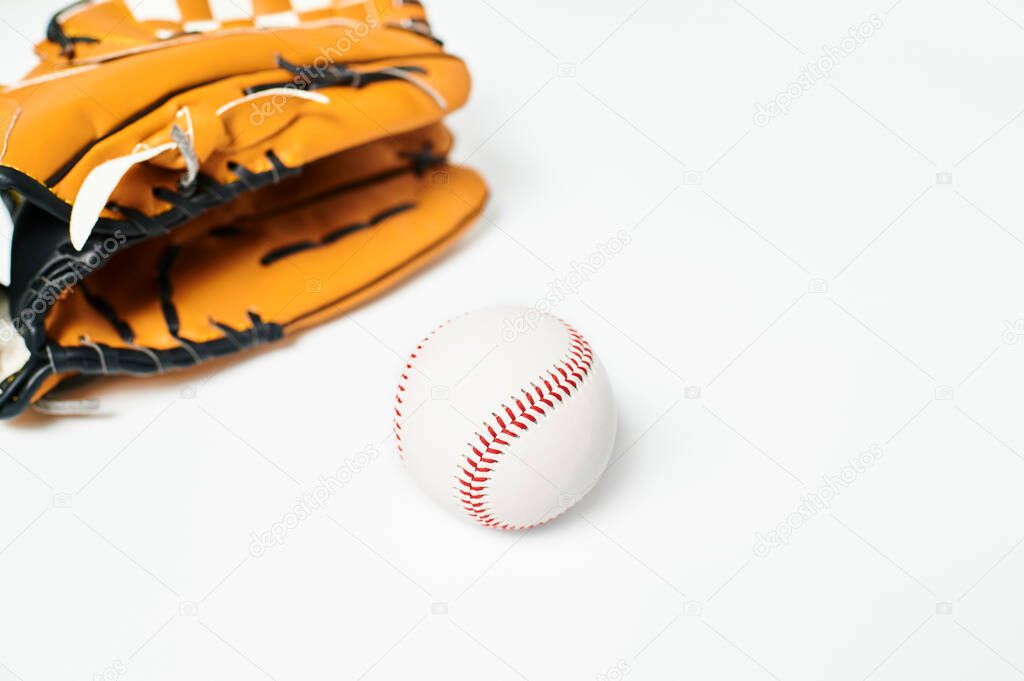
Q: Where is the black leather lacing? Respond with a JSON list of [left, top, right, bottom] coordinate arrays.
[[401, 142, 447, 177], [30, 316, 284, 393], [261, 202, 416, 266], [228, 151, 291, 189], [106, 151, 297, 240], [46, 1, 99, 58], [157, 244, 278, 361], [158, 245, 183, 338], [246, 56, 428, 96], [80, 282, 135, 344], [386, 20, 443, 46], [208, 226, 245, 238], [0, 144, 441, 419], [105, 203, 173, 238]]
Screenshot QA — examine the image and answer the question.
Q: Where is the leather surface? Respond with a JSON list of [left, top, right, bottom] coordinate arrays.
[[0, 0, 486, 417]]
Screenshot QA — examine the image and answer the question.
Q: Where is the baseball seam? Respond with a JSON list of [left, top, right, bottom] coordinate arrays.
[[457, 321, 594, 530], [394, 321, 449, 462], [395, 315, 598, 528], [395, 317, 595, 530]]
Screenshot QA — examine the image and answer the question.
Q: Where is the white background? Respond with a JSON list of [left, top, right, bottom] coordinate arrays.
[[3, 1, 1024, 679]]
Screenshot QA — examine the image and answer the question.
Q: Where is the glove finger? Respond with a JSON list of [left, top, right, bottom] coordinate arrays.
[[70, 141, 177, 250], [46, 165, 486, 357]]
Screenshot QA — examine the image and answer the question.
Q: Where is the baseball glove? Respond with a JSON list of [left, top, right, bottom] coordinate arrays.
[[0, 0, 487, 419]]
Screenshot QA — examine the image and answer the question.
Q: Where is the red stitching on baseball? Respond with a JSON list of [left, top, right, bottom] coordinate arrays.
[[394, 320, 452, 461], [454, 319, 594, 531], [394, 316, 596, 530]]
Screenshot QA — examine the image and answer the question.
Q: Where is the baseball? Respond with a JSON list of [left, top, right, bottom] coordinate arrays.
[[395, 307, 617, 529]]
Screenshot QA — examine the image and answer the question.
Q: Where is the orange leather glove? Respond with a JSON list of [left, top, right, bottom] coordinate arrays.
[[0, 0, 487, 419]]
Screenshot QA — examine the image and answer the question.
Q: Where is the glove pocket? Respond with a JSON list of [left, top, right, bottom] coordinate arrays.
[[34, 126, 484, 400], [46, 163, 487, 354]]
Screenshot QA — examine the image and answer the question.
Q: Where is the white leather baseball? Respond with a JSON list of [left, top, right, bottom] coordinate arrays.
[[394, 307, 617, 529]]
